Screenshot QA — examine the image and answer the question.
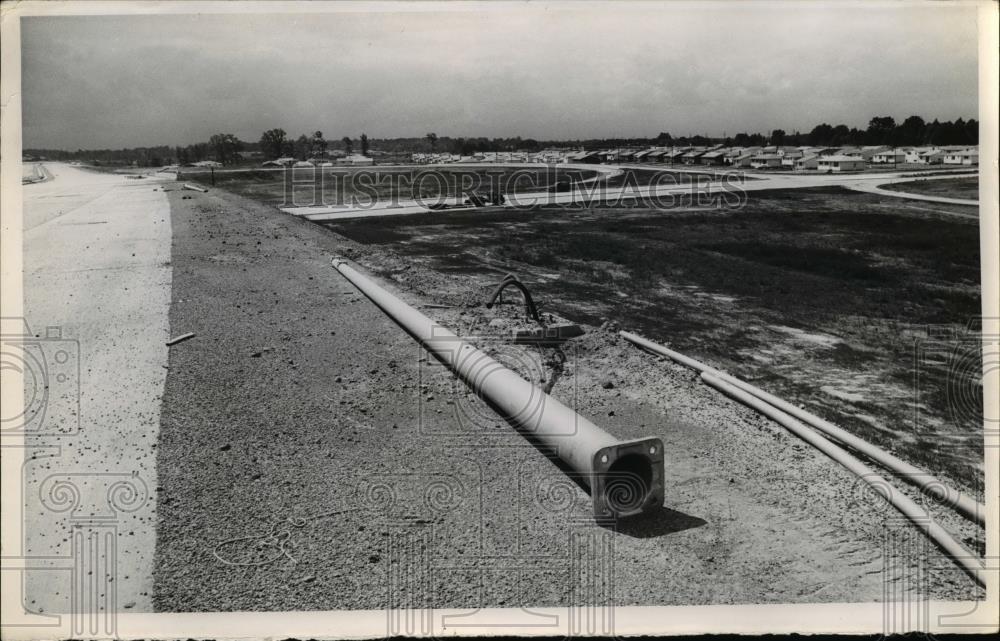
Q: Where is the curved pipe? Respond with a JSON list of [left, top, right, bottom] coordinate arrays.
[[485, 274, 541, 323], [702, 373, 986, 587], [333, 258, 663, 518], [620, 330, 985, 526]]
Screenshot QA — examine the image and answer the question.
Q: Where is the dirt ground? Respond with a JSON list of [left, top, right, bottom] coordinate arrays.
[[187, 166, 603, 210], [152, 181, 983, 612], [882, 176, 979, 200], [324, 186, 984, 486]]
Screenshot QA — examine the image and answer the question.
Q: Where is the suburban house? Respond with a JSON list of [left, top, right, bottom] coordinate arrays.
[[914, 150, 945, 164], [794, 155, 819, 170], [904, 147, 935, 163], [750, 154, 782, 169], [817, 155, 867, 172], [261, 157, 296, 167], [859, 146, 890, 161], [566, 150, 602, 164], [777, 147, 803, 161], [699, 150, 727, 165], [943, 149, 979, 165], [663, 149, 687, 163], [871, 149, 906, 164], [729, 153, 754, 168], [681, 149, 705, 165], [337, 154, 375, 165]]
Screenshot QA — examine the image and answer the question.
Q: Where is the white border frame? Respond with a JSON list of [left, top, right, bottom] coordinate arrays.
[[1, 1, 997, 638]]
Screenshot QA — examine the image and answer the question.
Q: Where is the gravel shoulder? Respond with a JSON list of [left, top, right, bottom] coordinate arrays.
[[152, 183, 982, 611]]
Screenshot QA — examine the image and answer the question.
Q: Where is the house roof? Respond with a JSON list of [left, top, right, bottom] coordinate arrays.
[[820, 155, 865, 162]]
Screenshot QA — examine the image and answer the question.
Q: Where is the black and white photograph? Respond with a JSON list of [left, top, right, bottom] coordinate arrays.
[[1, 1, 997, 638]]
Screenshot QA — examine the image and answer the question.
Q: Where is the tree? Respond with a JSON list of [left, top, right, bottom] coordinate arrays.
[[294, 134, 310, 160], [866, 116, 896, 145], [311, 131, 328, 158], [770, 129, 786, 146], [342, 136, 353, 155], [360, 133, 369, 157], [209, 133, 243, 165], [898, 115, 926, 146], [425, 132, 438, 152], [259, 128, 287, 159]]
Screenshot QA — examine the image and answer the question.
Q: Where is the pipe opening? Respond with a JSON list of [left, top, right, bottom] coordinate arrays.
[[604, 453, 655, 515]]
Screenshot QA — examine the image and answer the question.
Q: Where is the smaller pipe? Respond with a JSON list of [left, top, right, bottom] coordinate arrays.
[[702, 373, 986, 587], [485, 274, 541, 323], [620, 331, 985, 526]]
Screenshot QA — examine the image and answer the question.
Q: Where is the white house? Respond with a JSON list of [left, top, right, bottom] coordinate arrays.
[[943, 149, 979, 165], [795, 155, 819, 170], [915, 150, 945, 164], [904, 147, 934, 163], [750, 154, 783, 169], [871, 150, 906, 164], [817, 155, 867, 172], [859, 146, 890, 161], [337, 154, 375, 166]]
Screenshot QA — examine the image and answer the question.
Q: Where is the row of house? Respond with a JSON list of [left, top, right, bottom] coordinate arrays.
[[590, 143, 979, 172], [407, 143, 978, 172], [261, 154, 375, 167]]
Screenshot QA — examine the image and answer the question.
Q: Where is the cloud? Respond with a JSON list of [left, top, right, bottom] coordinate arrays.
[[20, 4, 978, 149]]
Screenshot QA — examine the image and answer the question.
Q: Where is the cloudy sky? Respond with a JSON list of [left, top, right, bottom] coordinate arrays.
[[21, 2, 980, 149]]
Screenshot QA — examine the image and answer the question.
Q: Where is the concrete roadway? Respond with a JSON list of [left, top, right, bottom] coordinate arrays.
[[21, 163, 173, 614], [282, 164, 978, 222]]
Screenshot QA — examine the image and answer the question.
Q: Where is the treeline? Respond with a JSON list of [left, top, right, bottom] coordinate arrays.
[[24, 114, 978, 166], [748, 116, 979, 148]]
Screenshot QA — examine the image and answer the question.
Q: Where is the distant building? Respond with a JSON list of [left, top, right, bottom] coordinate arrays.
[[338, 154, 375, 166], [871, 150, 905, 164], [904, 147, 935, 163], [750, 154, 782, 169], [817, 155, 866, 172], [729, 153, 754, 168], [663, 149, 686, 163], [699, 150, 727, 166], [681, 149, 705, 165], [794, 155, 819, 170], [942, 149, 978, 165], [914, 150, 945, 165]]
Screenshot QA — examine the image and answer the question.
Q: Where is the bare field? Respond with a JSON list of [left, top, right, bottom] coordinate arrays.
[[882, 176, 979, 200], [322, 186, 983, 488], [152, 182, 983, 610], [185, 165, 604, 209]]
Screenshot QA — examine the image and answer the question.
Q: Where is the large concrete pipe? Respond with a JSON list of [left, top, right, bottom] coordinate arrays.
[[702, 373, 986, 587], [620, 330, 985, 526], [333, 258, 664, 519]]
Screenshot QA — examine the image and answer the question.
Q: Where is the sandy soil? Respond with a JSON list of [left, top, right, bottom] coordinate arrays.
[[152, 182, 983, 612]]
